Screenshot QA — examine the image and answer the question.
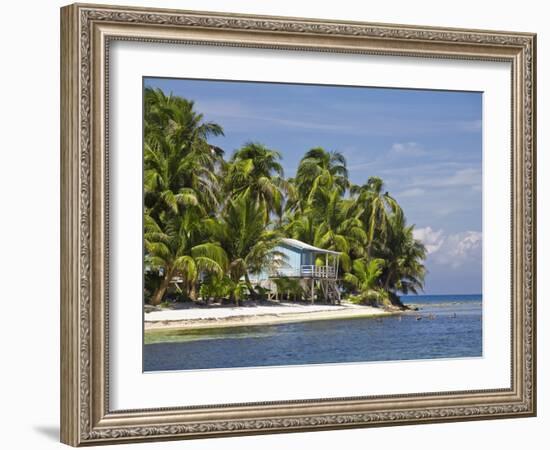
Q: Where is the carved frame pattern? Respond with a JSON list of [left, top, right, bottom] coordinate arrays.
[[60, 3, 536, 446]]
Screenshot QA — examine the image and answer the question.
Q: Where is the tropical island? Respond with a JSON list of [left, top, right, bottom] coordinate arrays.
[[143, 87, 427, 333]]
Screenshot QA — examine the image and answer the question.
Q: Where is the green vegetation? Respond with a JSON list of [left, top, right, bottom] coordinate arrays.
[[144, 88, 427, 307]]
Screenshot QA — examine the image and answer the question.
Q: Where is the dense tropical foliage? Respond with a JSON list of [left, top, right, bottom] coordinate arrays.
[[144, 88, 427, 307]]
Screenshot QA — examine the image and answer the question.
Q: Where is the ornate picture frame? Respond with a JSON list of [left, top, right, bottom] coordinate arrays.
[[60, 3, 536, 446]]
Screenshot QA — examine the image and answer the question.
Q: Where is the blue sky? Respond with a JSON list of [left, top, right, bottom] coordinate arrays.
[[145, 77, 483, 295]]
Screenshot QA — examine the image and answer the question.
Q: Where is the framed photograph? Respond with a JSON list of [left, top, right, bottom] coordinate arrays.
[[60, 3, 536, 446]]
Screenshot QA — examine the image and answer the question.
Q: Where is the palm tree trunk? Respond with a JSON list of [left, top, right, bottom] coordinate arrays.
[[383, 268, 404, 307], [150, 270, 173, 306], [383, 268, 393, 291], [189, 282, 198, 302], [229, 275, 239, 306], [244, 273, 257, 301]]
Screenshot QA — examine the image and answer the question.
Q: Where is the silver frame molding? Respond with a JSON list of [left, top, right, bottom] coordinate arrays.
[[60, 3, 536, 446]]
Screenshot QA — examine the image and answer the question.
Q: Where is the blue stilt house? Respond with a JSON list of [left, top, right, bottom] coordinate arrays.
[[257, 238, 341, 303]]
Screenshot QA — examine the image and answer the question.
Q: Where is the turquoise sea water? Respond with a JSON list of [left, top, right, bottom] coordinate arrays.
[[144, 294, 482, 372]]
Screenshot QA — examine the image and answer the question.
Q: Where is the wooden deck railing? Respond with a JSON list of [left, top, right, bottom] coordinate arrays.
[[269, 265, 336, 279]]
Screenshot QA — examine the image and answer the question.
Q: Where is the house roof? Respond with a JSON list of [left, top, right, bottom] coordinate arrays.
[[280, 238, 341, 255]]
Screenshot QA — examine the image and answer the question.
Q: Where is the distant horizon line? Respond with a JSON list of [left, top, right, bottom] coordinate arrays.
[[402, 292, 482, 296]]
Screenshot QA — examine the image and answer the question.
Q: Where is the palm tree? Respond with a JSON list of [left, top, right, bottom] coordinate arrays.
[[311, 190, 367, 272], [343, 258, 387, 305], [218, 192, 283, 303], [284, 211, 316, 245], [145, 88, 224, 149], [144, 87, 224, 219], [285, 184, 366, 274], [376, 209, 427, 305], [292, 147, 350, 211], [144, 210, 228, 305], [351, 176, 400, 257], [143, 89, 228, 304], [224, 142, 290, 219]]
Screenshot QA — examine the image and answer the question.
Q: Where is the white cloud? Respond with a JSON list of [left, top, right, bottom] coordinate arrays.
[[444, 231, 482, 259], [435, 168, 481, 188], [390, 142, 426, 157], [396, 187, 425, 199], [194, 98, 482, 138], [198, 100, 356, 133], [414, 228, 482, 269], [413, 227, 444, 254], [409, 167, 481, 192], [456, 119, 482, 132]]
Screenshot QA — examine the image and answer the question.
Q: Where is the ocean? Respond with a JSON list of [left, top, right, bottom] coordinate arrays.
[[143, 294, 482, 372]]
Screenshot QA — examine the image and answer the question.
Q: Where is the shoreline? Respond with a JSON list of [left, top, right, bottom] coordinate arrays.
[[144, 302, 400, 333]]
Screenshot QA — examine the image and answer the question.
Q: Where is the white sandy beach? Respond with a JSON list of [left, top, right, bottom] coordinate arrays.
[[144, 302, 395, 331]]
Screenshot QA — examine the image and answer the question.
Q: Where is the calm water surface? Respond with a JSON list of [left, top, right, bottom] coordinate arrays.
[[144, 294, 482, 372]]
